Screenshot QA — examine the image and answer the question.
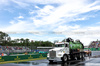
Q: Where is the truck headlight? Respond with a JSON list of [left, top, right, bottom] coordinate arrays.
[[58, 54, 62, 56]]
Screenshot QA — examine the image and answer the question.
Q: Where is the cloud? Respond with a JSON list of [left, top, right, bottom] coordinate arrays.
[[54, 25, 80, 31], [30, 0, 100, 29], [47, 37, 65, 42], [96, 22, 100, 24], [18, 16, 24, 19], [0, 0, 29, 9], [31, 5, 55, 27], [35, 6, 40, 9], [9, 21, 15, 24], [1, 20, 35, 32], [0, 0, 10, 6], [21, 0, 69, 4], [11, 0, 29, 8]]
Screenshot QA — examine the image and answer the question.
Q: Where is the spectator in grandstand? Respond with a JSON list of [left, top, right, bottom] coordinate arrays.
[[25, 52, 28, 55], [98, 44, 100, 47], [1, 53, 4, 56]]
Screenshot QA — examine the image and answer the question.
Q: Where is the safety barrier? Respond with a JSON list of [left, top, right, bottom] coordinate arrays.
[[0, 53, 47, 63], [84, 48, 100, 51]]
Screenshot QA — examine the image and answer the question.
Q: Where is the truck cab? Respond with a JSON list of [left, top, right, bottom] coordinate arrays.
[[47, 42, 69, 62]]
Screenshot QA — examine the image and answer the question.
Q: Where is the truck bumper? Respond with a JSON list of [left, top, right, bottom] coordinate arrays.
[[47, 57, 62, 61]]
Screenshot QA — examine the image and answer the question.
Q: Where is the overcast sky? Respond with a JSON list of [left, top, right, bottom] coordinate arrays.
[[0, 0, 100, 46]]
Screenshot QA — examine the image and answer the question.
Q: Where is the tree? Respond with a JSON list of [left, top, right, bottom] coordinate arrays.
[[25, 38, 29, 47], [20, 38, 25, 46], [0, 31, 10, 46], [7, 36, 11, 42], [20, 38, 24, 43], [16, 39, 20, 43]]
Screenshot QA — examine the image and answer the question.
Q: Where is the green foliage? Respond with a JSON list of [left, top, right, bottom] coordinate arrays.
[[0, 31, 53, 47], [0, 31, 11, 46]]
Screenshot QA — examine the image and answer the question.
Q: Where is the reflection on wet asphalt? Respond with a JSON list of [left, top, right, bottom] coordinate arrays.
[[1, 51, 100, 66]]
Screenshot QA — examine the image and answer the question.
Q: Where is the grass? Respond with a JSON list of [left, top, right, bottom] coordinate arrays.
[[0, 57, 47, 64]]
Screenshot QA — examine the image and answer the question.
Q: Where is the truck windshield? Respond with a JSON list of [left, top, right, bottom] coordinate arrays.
[[55, 44, 65, 47]]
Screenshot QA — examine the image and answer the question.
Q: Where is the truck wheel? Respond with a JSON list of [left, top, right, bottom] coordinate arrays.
[[82, 54, 84, 58], [70, 55, 75, 60], [49, 60, 53, 63], [82, 53, 85, 60], [90, 53, 91, 56], [88, 53, 91, 57], [77, 54, 81, 60], [75, 56, 78, 60], [63, 55, 68, 62], [79, 53, 82, 59], [75, 54, 78, 60]]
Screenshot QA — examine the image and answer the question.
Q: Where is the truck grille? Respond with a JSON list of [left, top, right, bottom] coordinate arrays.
[[50, 51, 56, 57]]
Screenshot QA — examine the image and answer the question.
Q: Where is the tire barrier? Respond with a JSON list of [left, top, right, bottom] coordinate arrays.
[[0, 53, 47, 63]]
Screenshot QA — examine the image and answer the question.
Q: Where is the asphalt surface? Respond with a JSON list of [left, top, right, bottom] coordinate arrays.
[[1, 51, 100, 66]]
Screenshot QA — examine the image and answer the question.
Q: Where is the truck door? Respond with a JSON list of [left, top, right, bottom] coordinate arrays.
[[65, 44, 69, 54]]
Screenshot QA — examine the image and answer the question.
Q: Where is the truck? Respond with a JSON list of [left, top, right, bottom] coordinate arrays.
[[47, 38, 85, 63]]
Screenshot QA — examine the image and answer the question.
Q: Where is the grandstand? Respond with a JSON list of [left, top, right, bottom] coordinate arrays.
[[89, 39, 100, 48], [88, 39, 100, 51], [0, 46, 31, 54]]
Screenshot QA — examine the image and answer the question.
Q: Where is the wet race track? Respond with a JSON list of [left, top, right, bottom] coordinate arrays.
[[1, 51, 100, 66]]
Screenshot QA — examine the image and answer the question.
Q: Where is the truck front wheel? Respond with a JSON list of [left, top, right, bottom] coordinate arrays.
[[62, 55, 68, 62]]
